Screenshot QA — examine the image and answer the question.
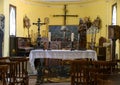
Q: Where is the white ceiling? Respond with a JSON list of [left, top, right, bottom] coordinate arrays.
[[22, 0, 103, 6]]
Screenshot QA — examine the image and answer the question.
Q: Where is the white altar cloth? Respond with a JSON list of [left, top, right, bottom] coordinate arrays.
[[29, 49, 97, 74]]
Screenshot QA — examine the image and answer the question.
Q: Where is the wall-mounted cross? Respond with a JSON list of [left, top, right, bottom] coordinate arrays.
[[53, 4, 78, 25]]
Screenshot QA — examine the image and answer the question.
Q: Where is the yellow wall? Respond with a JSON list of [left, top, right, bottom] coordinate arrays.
[[2, 0, 120, 57], [3, 0, 9, 56], [0, 0, 4, 13]]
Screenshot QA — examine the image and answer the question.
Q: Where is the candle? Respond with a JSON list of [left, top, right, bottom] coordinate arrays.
[[48, 32, 51, 42], [71, 33, 74, 42]]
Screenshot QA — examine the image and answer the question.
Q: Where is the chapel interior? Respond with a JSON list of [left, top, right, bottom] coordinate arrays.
[[0, 0, 120, 85]]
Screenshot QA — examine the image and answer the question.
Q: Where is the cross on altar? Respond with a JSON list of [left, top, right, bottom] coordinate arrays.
[[53, 4, 78, 25], [33, 18, 46, 37], [33, 18, 46, 48]]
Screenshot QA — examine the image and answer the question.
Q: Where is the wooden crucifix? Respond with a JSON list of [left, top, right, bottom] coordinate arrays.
[[53, 5, 78, 49], [53, 4, 78, 25], [33, 18, 46, 37], [33, 18, 46, 48]]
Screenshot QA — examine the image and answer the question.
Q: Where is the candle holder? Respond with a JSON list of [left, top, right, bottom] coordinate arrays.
[[71, 41, 74, 51], [48, 41, 51, 50]]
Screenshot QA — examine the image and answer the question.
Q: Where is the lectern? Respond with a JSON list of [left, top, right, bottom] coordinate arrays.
[[108, 25, 120, 60]]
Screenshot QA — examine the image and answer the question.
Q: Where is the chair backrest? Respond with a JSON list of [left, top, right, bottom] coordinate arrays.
[[71, 59, 91, 85], [0, 65, 8, 85], [9, 57, 29, 77], [0, 57, 10, 62], [92, 61, 115, 74], [9, 57, 29, 85], [110, 60, 120, 73], [91, 61, 118, 85], [97, 37, 107, 60], [0, 57, 17, 85], [99, 37, 106, 46]]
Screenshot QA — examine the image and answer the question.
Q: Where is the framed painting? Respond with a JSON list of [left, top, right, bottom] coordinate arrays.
[[49, 25, 79, 49], [49, 25, 79, 41]]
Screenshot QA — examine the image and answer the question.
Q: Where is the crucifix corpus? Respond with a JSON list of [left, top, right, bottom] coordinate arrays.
[[33, 18, 46, 48]]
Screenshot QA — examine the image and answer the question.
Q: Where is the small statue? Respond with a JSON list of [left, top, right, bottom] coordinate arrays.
[[23, 15, 31, 38], [23, 15, 31, 28], [93, 16, 101, 29]]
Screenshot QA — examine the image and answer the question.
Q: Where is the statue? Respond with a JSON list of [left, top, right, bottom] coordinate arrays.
[[87, 16, 101, 49], [23, 15, 31, 38], [78, 17, 92, 50], [0, 14, 5, 57], [78, 16, 101, 50]]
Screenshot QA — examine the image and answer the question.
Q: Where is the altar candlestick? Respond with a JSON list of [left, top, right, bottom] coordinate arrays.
[[78, 33, 80, 41], [71, 33, 74, 42], [48, 32, 51, 42]]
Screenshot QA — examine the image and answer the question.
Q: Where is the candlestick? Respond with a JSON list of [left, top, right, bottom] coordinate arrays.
[[48, 32, 51, 42], [48, 41, 51, 50], [78, 33, 80, 41], [71, 41, 74, 51], [71, 33, 74, 42]]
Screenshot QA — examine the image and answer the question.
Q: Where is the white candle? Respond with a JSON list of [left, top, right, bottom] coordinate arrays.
[[48, 32, 51, 42], [71, 33, 74, 42]]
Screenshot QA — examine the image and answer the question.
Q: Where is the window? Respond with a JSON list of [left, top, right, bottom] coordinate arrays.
[[9, 5, 16, 36], [112, 3, 117, 25]]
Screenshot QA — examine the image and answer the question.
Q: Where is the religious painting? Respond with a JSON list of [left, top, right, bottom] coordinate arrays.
[[49, 25, 78, 49], [49, 25, 78, 41]]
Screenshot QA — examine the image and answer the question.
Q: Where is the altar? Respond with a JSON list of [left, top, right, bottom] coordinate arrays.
[[29, 49, 97, 74]]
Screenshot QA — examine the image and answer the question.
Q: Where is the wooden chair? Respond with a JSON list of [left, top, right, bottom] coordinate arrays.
[[96, 37, 107, 61], [71, 59, 92, 85], [112, 59, 120, 73], [91, 61, 117, 85], [0, 57, 9, 62], [91, 61, 116, 74], [9, 57, 29, 85], [96, 73, 120, 85], [0, 57, 18, 85], [0, 65, 8, 85]]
